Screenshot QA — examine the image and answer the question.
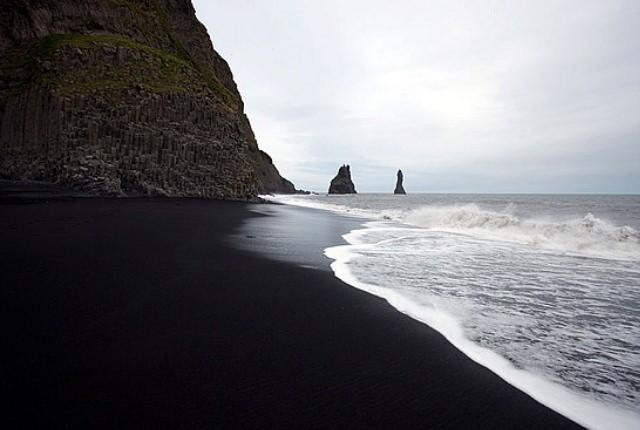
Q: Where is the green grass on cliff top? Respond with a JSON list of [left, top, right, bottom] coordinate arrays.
[[39, 34, 185, 64], [1, 32, 238, 109]]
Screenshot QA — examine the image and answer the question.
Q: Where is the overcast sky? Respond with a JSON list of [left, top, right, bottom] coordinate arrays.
[[193, 0, 640, 193]]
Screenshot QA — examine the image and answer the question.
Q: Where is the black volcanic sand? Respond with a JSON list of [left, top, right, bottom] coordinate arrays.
[[0, 199, 583, 429]]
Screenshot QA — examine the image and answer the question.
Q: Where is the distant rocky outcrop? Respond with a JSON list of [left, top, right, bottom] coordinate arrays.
[[0, 0, 295, 198], [328, 164, 356, 194], [394, 169, 406, 194]]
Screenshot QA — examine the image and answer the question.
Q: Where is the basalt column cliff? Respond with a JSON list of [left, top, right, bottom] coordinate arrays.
[[0, 0, 295, 198]]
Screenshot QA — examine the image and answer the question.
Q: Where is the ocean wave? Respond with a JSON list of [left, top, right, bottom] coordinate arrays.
[[404, 204, 640, 260], [265, 195, 640, 260], [325, 226, 640, 430], [271, 194, 640, 427]]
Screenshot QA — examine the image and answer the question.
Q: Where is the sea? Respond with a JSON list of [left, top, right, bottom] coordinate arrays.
[[266, 193, 640, 430]]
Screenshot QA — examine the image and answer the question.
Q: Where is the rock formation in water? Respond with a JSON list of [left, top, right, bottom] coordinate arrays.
[[328, 164, 356, 194], [394, 169, 406, 194], [0, 0, 295, 198]]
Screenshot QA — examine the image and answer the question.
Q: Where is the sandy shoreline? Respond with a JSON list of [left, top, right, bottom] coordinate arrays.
[[1, 198, 582, 428]]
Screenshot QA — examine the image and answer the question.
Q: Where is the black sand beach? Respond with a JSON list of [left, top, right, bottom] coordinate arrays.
[[1, 198, 582, 428]]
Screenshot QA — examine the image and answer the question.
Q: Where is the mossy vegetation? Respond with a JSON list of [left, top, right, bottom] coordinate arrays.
[[48, 56, 195, 97], [111, 0, 238, 108], [1, 33, 196, 99], [152, 5, 238, 109], [107, 0, 238, 107], [1, 5, 239, 110]]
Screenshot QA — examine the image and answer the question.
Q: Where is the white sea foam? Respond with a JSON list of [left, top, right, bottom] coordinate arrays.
[[266, 195, 640, 261], [261, 194, 403, 221], [404, 204, 640, 261], [325, 229, 640, 430], [268, 193, 640, 428]]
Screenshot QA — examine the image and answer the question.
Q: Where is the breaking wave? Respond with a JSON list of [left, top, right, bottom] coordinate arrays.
[[404, 204, 640, 260], [266, 195, 640, 261]]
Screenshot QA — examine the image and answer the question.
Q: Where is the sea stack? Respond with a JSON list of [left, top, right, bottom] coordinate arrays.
[[328, 164, 357, 194], [394, 170, 406, 194], [0, 0, 295, 199]]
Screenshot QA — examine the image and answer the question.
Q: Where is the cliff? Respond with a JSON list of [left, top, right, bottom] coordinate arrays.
[[0, 0, 295, 198], [328, 164, 356, 194]]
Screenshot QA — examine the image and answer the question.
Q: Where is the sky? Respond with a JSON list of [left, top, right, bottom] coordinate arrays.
[[193, 0, 640, 193]]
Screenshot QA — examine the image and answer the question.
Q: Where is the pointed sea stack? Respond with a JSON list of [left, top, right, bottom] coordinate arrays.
[[394, 170, 406, 194], [328, 164, 357, 194]]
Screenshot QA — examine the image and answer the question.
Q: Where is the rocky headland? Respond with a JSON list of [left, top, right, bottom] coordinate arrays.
[[328, 164, 356, 194], [0, 0, 295, 199]]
